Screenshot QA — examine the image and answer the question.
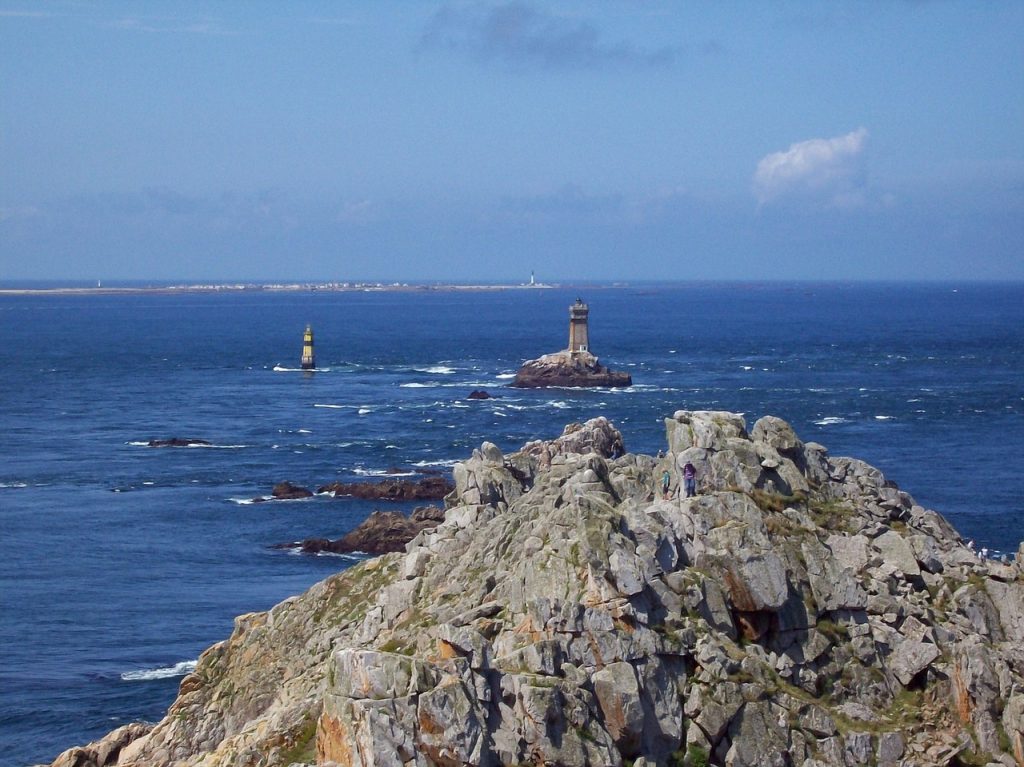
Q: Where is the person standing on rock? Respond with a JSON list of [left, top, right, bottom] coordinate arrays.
[[661, 469, 671, 499], [683, 461, 698, 497]]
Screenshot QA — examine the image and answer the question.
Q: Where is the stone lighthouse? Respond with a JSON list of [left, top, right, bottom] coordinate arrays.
[[300, 324, 316, 370], [568, 299, 589, 354]]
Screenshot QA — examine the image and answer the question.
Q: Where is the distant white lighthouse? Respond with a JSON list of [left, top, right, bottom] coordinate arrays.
[[530, 271, 536, 286]]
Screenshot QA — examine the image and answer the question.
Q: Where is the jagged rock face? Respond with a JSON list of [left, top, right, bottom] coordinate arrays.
[[48, 414, 1024, 767], [510, 350, 632, 388]]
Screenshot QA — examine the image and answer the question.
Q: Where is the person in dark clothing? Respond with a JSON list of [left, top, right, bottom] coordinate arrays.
[[683, 461, 697, 497]]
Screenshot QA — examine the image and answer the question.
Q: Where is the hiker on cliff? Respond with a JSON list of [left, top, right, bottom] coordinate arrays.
[[683, 461, 698, 497], [661, 469, 671, 499]]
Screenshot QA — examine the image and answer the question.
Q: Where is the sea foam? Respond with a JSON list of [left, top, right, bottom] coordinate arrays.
[[121, 660, 197, 681]]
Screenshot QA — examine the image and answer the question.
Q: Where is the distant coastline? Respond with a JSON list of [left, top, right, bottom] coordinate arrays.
[[0, 281, 560, 296]]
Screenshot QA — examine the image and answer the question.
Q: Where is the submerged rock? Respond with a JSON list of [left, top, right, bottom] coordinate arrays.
[[271, 481, 314, 500], [467, 389, 493, 399], [510, 349, 632, 388], [47, 412, 1024, 767]]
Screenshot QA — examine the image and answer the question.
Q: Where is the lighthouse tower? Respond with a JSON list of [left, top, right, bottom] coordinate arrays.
[[568, 299, 589, 354], [300, 325, 316, 370]]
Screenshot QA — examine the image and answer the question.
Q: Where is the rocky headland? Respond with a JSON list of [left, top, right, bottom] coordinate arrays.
[[46, 411, 1024, 767], [511, 349, 632, 388]]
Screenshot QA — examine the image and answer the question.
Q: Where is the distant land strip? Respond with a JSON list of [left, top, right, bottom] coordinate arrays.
[[0, 281, 565, 296]]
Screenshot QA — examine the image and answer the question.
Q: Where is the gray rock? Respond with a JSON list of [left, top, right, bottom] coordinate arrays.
[[873, 530, 922, 578], [827, 533, 870, 573], [888, 638, 940, 686], [844, 731, 873, 765], [593, 662, 644, 754], [876, 731, 905, 765], [804, 538, 868, 611], [724, 700, 789, 767]]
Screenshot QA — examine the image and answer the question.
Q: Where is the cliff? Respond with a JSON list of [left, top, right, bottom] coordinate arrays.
[[48, 412, 1024, 767]]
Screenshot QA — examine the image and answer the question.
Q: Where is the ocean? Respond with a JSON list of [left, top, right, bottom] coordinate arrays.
[[1, 282, 1021, 766]]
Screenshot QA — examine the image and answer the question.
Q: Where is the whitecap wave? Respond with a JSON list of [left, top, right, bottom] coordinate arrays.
[[357, 407, 373, 415], [121, 660, 197, 681], [814, 417, 848, 426], [414, 366, 456, 374], [874, 415, 895, 421], [126, 441, 246, 449], [352, 468, 416, 477], [412, 459, 459, 468], [400, 382, 436, 388], [273, 365, 330, 372], [313, 551, 368, 560], [0, 481, 28, 488], [313, 403, 350, 409], [740, 365, 754, 371], [546, 400, 571, 409], [229, 497, 258, 505], [495, 373, 516, 379]]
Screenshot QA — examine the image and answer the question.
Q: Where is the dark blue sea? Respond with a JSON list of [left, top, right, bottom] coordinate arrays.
[[1, 282, 1022, 766]]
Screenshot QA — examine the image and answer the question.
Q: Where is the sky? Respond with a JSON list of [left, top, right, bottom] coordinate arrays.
[[1, 1, 1022, 282]]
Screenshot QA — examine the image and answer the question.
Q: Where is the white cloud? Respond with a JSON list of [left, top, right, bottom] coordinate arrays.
[[336, 199, 377, 224], [753, 127, 868, 207]]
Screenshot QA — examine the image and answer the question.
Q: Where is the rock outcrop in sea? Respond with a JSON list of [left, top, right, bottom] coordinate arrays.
[[46, 412, 1024, 767], [510, 349, 632, 388], [276, 507, 446, 556]]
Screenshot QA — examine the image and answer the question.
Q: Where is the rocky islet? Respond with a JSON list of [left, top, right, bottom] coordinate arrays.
[[46, 411, 1024, 767]]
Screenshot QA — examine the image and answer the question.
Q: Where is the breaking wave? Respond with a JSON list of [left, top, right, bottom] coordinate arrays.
[[121, 660, 197, 681], [352, 468, 417, 477], [814, 416, 848, 426]]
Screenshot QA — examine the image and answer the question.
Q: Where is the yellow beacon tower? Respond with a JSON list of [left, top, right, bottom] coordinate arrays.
[[300, 325, 316, 370]]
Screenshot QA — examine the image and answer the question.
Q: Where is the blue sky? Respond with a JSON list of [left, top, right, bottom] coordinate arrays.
[[1, 1, 1022, 282]]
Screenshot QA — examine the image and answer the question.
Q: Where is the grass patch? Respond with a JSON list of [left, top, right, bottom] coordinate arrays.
[[747, 488, 807, 513], [816, 618, 849, 643], [279, 711, 318, 763]]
